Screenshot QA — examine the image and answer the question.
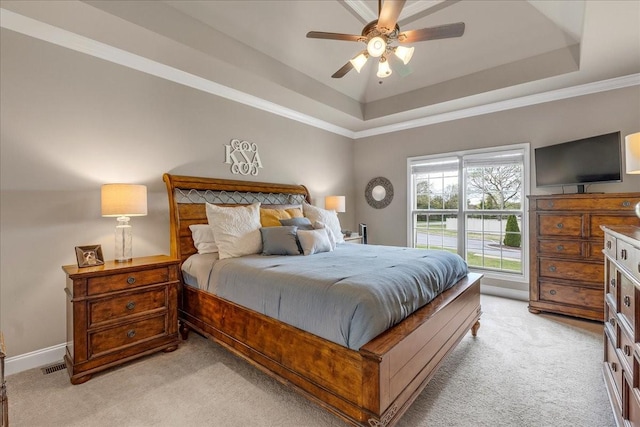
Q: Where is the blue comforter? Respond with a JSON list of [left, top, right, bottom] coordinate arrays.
[[206, 244, 468, 350]]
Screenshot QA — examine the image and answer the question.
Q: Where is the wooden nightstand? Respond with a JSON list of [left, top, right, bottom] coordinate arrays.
[[62, 255, 180, 384]]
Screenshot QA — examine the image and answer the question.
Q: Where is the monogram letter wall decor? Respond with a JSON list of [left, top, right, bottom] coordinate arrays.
[[224, 139, 263, 176]]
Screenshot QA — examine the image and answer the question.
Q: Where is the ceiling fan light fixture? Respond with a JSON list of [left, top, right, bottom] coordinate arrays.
[[376, 57, 392, 78], [367, 36, 386, 57], [349, 52, 369, 73], [394, 45, 414, 65]]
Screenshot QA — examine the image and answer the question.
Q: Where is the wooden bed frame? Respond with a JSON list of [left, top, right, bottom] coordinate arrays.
[[163, 173, 482, 427]]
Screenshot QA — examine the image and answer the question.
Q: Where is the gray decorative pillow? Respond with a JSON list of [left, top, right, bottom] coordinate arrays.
[[297, 228, 332, 256], [279, 217, 314, 230], [260, 226, 301, 256]]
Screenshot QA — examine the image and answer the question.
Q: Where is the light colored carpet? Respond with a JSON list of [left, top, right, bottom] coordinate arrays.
[[7, 295, 614, 427]]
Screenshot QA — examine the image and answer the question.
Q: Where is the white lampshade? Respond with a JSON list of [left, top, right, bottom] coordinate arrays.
[[101, 184, 148, 217], [376, 57, 392, 78], [349, 52, 369, 73], [367, 36, 386, 57], [325, 195, 346, 213], [101, 184, 147, 262], [394, 45, 414, 65], [626, 132, 640, 174]]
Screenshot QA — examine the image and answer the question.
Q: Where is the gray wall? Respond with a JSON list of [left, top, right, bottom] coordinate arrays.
[[0, 29, 354, 357], [353, 86, 640, 288], [2, 22, 640, 360]]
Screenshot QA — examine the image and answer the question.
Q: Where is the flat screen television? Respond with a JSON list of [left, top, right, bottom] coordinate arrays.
[[535, 131, 622, 193]]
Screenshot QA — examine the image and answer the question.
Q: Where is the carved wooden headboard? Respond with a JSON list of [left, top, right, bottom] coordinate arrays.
[[162, 174, 311, 264]]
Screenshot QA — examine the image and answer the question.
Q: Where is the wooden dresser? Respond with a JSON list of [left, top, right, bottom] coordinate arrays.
[[528, 193, 640, 321], [62, 255, 180, 384], [602, 226, 640, 425]]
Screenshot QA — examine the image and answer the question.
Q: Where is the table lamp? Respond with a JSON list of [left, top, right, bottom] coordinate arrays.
[[325, 195, 346, 213], [101, 184, 147, 262], [625, 132, 640, 218]]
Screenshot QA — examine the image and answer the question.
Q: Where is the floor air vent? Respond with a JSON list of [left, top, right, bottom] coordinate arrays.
[[41, 361, 66, 375]]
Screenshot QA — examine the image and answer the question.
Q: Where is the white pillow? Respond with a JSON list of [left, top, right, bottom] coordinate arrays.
[[313, 221, 336, 250], [297, 228, 333, 256], [205, 202, 262, 259], [302, 202, 344, 244], [188, 224, 218, 254]]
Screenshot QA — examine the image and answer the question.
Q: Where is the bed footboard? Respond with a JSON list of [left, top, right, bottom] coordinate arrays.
[[178, 273, 482, 426]]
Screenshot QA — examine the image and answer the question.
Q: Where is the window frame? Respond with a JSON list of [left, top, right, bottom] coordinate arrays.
[[407, 143, 530, 283]]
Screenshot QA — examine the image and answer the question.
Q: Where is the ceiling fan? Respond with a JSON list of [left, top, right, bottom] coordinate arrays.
[[306, 0, 465, 79]]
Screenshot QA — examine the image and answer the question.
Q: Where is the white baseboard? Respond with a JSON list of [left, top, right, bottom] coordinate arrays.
[[480, 284, 529, 301], [5, 342, 66, 376]]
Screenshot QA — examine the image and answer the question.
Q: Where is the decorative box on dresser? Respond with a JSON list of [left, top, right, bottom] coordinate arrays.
[[528, 193, 640, 321], [602, 226, 640, 426], [62, 255, 180, 385]]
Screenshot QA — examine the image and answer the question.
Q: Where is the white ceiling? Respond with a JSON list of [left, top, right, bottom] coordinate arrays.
[[1, 0, 639, 137]]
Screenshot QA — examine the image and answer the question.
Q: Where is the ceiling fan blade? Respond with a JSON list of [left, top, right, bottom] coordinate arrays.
[[398, 22, 465, 43], [306, 31, 364, 42], [332, 62, 354, 78], [377, 0, 406, 34]]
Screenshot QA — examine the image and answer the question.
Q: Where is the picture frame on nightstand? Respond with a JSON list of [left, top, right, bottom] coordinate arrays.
[[75, 245, 104, 267]]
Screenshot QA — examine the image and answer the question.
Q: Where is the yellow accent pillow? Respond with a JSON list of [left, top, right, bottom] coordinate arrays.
[[260, 207, 303, 227]]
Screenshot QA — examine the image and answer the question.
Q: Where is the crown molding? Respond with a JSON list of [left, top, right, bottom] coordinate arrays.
[[2, 8, 638, 141], [353, 73, 640, 139]]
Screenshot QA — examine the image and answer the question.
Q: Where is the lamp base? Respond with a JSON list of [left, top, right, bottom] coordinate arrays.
[[115, 216, 132, 262]]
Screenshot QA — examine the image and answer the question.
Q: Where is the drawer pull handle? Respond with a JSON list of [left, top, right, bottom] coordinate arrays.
[[548, 201, 554, 208], [548, 265, 557, 272], [612, 362, 618, 372], [621, 249, 628, 260], [625, 345, 632, 357], [556, 245, 564, 251], [126, 301, 136, 310], [637, 263, 640, 274], [556, 223, 563, 229], [609, 318, 616, 327], [623, 201, 631, 207], [606, 241, 612, 249], [610, 278, 616, 288], [127, 277, 136, 285], [549, 289, 557, 296], [624, 295, 631, 307], [127, 330, 136, 339]]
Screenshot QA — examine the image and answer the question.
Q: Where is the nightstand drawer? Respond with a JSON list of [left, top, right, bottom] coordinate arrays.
[[87, 267, 170, 295], [89, 287, 167, 326], [538, 215, 582, 237], [538, 259, 603, 282], [89, 315, 167, 358]]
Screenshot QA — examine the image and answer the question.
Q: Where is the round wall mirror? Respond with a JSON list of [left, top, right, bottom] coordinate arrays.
[[365, 177, 393, 209]]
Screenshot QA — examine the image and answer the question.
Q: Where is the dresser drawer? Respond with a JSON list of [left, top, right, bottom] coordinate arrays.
[[605, 333, 623, 409], [604, 234, 617, 259], [539, 259, 603, 282], [619, 239, 640, 282], [538, 240, 582, 257], [87, 267, 170, 295], [538, 215, 583, 237], [629, 384, 640, 427], [591, 215, 640, 239], [606, 264, 618, 310], [536, 196, 640, 211], [89, 287, 167, 327], [538, 281, 602, 308], [619, 327, 635, 379], [620, 274, 637, 335], [605, 300, 618, 347], [89, 315, 167, 358]]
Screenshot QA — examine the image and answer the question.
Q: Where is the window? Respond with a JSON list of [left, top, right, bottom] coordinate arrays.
[[408, 144, 529, 279]]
